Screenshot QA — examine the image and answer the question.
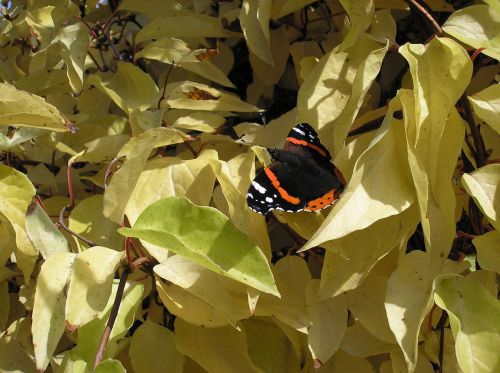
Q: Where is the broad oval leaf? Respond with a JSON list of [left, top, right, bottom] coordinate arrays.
[[434, 276, 500, 373], [119, 196, 279, 297], [0, 83, 72, 132], [65, 246, 124, 327], [468, 84, 500, 136]]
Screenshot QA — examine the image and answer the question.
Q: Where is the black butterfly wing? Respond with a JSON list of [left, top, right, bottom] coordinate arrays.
[[284, 123, 332, 162]]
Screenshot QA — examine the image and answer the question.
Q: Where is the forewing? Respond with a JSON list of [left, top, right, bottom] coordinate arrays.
[[284, 123, 332, 161]]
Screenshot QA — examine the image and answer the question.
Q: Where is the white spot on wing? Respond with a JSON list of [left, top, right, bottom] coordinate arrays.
[[265, 197, 273, 203], [293, 127, 306, 136], [252, 181, 266, 194], [247, 193, 254, 199]]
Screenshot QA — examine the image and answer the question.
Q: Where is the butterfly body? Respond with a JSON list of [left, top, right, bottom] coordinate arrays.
[[247, 123, 345, 214]]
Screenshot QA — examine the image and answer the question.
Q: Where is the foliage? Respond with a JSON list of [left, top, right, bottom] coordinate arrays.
[[0, 0, 499, 372]]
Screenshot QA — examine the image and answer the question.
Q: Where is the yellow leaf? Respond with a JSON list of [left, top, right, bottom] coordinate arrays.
[[125, 150, 217, 226], [103, 127, 186, 222], [0, 164, 37, 281], [174, 318, 262, 373], [298, 35, 388, 153], [240, 0, 273, 65], [165, 110, 225, 133], [462, 164, 500, 231], [65, 247, 123, 327], [271, 0, 316, 19], [468, 84, 500, 136], [338, 0, 375, 51], [32, 252, 75, 371], [302, 101, 414, 249], [306, 280, 347, 363], [89, 62, 160, 114], [340, 322, 398, 357], [473, 230, 500, 274], [399, 37, 472, 269], [443, 4, 500, 61], [374, 0, 454, 12], [165, 81, 261, 112], [0, 83, 72, 132], [129, 321, 185, 373], [119, 0, 181, 18]]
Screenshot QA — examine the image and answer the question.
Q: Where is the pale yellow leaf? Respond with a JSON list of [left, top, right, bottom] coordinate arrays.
[[468, 84, 500, 136], [338, 0, 375, 51], [32, 252, 76, 371], [174, 318, 262, 373], [306, 280, 347, 363], [271, 0, 316, 19], [65, 247, 123, 327], [443, 4, 500, 61], [340, 322, 398, 357], [473, 230, 500, 274], [240, 0, 273, 65], [0, 83, 72, 132], [462, 164, 500, 231]]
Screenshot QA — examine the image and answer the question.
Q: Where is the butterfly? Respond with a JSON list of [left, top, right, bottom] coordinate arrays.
[[246, 123, 345, 214]]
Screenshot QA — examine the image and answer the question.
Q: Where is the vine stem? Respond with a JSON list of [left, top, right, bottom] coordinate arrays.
[[403, 0, 443, 36], [92, 268, 131, 371], [58, 206, 98, 247]]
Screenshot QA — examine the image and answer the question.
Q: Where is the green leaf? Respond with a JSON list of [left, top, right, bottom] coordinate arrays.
[[462, 164, 500, 231], [473, 230, 500, 274], [468, 84, 500, 135], [0, 83, 72, 132], [65, 246, 124, 327], [119, 197, 279, 297], [174, 318, 262, 373], [129, 321, 185, 373], [442, 4, 500, 61], [434, 276, 500, 373], [94, 359, 126, 373], [25, 201, 69, 259], [306, 280, 347, 363], [32, 252, 76, 371]]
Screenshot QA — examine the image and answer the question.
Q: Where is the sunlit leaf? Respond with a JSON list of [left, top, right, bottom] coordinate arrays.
[[65, 246, 124, 327], [338, 0, 375, 51], [25, 200, 69, 259], [0, 164, 37, 281], [164, 81, 261, 112], [120, 197, 279, 296], [468, 84, 500, 135], [462, 164, 500, 231], [32, 252, 76, 371], [442, 4, 500, 61], [434, 276, 500, 373], [94, 359, 126, 373], [129, 321, 185, 373], [240, 0, 272, 64], [399, 37, 472, 269], [0, 83, 72, 132]]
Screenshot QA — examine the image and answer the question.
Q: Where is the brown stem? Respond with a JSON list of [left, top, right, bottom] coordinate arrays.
[[158, 62, 176, 109], [67, 164, 75, 209], [403, 0, 443, 36], [459, 95, 487, 168], [58, 206, 98, 247], [92, 268, 130, 371]]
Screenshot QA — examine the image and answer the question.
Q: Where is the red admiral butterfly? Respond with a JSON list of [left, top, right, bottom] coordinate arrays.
[[247, 123, 345, 214]]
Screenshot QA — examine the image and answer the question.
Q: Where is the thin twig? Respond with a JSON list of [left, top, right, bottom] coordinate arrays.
[[403, 0, 443, 36], [92, 267, 131, 371], [58, 205, 98, 247], [436, 311, 448, 372], [67, 164, 75, 209], [104, 157, 120, 189], [158, 62, 176, 109]]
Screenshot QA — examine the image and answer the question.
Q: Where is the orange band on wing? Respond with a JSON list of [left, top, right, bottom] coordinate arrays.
[[264, 167, 301, 205], [304, 189, 338, 211], [286, 137, 327, 157]]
